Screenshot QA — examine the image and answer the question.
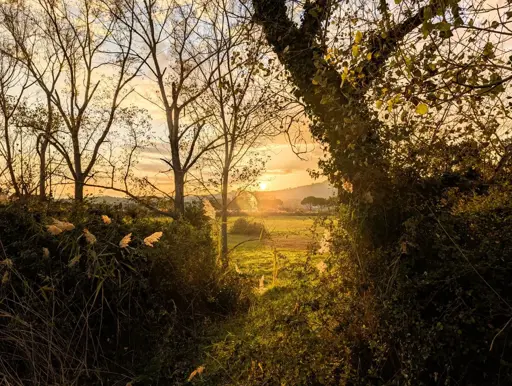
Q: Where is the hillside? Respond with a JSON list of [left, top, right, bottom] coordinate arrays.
[[86, 181, 336, 209], [260, 180, 335, 200], [255, 180, 336, 208]]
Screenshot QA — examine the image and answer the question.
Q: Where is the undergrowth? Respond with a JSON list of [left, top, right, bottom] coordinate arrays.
[[0, 201, 250, 385], [196, 185, 512, 385]]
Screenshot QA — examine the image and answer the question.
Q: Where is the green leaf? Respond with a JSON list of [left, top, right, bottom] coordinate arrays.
[[423, 6, 432, 20], [483, 42, 495, 58], [352, 45, 360, 58], [416, 103, 429, 115], [354, 31, 363, 44], [436, 21, 451, 32]]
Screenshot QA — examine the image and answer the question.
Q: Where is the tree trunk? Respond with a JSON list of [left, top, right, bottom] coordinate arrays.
[[4, 122, 20, 197], [39, 97, 53, 200], [174, 169, 185, 215], [74, 176, 84, 202], [220, 169, 229, 269], [39, 139, 48, 200], [72, 134, 84, 202]]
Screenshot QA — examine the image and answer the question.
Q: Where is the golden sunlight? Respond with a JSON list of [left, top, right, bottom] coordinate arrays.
[[259, 182, 268, 191]]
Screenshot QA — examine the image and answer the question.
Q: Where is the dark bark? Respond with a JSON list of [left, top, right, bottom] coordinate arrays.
[[220, 168, 229, 269], [251, 0, 385, 194], [173, 169, 185, 215], [38, 98, 53, 200], [251, 0, 456, 198], [3, 121, 20, 197], [38, 139, 48, 199], [74, 176, 84, 202]]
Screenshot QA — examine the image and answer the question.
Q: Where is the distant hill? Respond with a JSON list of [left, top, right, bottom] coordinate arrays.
[[85, 181, 336, 210], [88, 196, 131, 205], [255, 180, 336, 208], [260, 180, 335, 200]]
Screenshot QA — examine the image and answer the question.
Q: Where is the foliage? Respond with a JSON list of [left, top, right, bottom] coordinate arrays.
[[214, 1, 512, 385], [256, 197, 283, 211], [199, 189, 512, 385], [301, 196, 328, 208], [0, 202, 249, 385], [229, 217, 268, 238]]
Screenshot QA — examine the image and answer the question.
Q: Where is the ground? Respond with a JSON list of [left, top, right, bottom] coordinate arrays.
[[193, 215, 330, 384], [226, 215, 323, 281]]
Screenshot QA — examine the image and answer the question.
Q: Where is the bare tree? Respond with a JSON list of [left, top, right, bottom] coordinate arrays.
[[192, 0, 298, 267], [0, 0, 143, 201], [0, 49, 31, 197], [108, 0, 247, 214]]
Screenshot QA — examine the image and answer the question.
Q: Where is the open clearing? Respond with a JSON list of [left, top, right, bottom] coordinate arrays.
[[227, 215, 323, 280]]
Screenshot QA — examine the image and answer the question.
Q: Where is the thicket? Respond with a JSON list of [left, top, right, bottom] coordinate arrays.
[[195, 1, 512, 385], [0, 201, 249, 385], [229, 218, 269, 238], [203, 185, 512, 385]]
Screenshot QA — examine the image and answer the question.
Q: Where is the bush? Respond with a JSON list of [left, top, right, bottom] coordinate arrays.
[[201, 185, 512, 385], [229, 218, 268, 238], [0, 202, 248, 385]]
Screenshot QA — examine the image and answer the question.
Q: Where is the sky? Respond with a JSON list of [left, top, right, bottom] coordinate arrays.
[[134, 139, 323, 193], [123, 79, 324, 194], [0, 0, 324, 199], [128, 92, 324, 194]]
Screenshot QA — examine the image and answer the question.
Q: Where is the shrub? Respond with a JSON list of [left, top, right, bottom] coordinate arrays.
[[229, 218, 268, 238], [201, 186, 512, 385], [0, 202, 248, 385]]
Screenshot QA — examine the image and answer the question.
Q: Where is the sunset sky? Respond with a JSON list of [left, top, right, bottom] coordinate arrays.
[[134, 139, 323, 193], [122, 78, 324, 195]]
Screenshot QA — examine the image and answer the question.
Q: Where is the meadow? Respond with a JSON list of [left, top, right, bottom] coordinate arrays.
[[192, 214, 345, 385], [2, 0, 512, 383], [226, 215, 323, 281]]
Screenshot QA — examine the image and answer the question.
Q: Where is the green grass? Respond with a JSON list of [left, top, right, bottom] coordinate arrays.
[[196, 215, 330, 384], [226, 215, 323, 281]]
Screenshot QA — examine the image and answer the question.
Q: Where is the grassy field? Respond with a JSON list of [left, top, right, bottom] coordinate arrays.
[[196, 215, 330, 383], [226, 215, 324, 283]]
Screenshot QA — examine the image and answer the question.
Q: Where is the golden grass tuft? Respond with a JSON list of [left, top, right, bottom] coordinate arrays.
[[119, 233, 132, 248], [187, 365, 205, 381], [52, 218, 75, 231], [143, 231, 163, 247], [47, 224, 63, 235], [83, 229, 97, 245]]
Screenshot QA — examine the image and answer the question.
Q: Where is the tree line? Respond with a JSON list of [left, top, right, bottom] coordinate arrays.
[[0, 0, 305, 267]]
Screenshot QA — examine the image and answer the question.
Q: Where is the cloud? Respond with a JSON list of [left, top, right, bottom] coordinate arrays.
[[135, 162, 169, 173], [265, 169, 294, 175]]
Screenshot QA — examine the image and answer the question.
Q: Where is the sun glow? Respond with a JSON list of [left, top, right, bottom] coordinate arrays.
[[259, 182, 268, 191]]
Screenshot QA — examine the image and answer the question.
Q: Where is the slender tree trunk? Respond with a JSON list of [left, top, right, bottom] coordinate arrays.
[[174, 169, 185, 215], [72, 133, 84, 202], [3, 122, 20, 197], [39, 139, 48, 200], [220, 168, 229, 269], [74, 176, 84, 202], [39, 97, 53, 200], [73, 154, 84, 202], [169, 103, 187, 216]]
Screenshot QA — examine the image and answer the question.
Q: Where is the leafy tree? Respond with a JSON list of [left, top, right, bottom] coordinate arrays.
[[301, 195, 326, 210], [249, 1, 512, 384], [251, 0, 512, 234]]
